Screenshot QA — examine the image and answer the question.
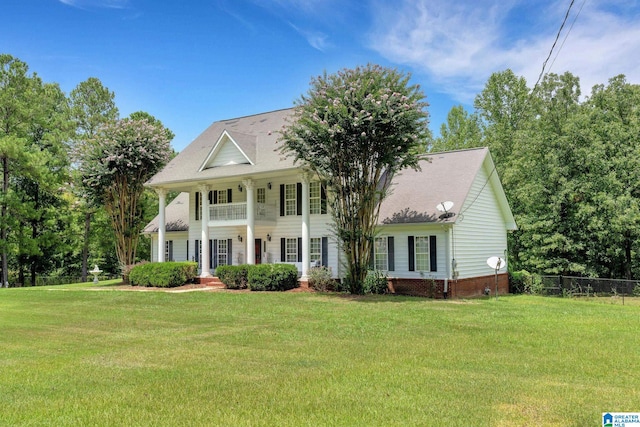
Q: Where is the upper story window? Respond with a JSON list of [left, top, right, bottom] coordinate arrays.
[[310, 182, 321, 214], [217, 190, 228, 204], [285, 183, 297, 216], [257, 187, 266, 204]]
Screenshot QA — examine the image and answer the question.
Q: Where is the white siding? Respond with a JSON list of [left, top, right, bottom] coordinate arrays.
[[208, 137, 249, 167], [453, 164, 509, 279], [150, 232, 188, 262], [375, 226, 449, 280]]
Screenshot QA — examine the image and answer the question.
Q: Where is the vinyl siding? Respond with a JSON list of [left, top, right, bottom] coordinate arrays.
[[453, 163, 509, 279], [150, 232, 189, 262]]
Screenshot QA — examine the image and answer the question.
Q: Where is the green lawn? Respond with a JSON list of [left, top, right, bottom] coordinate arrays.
[[1, 285, 638, 426]]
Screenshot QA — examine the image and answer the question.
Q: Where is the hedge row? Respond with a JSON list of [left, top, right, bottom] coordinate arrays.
[[129, 262, 198, 288], [216, 264, 299, 291]]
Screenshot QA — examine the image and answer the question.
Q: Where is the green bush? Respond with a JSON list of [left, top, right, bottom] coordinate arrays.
[[129, 262, 198, 288], [308, 266, 335, 292], [510, 270, 544, 294], [363, 270, 389, 294], [247, 264, 299, 291], [216, 265, 249, 289]]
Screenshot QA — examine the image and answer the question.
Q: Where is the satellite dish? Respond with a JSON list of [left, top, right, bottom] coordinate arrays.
[[436, 201, 455, 219], [486, 256, 506, 270]]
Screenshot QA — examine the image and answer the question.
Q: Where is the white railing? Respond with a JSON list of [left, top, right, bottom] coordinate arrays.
[[209, 203, 275, 222]]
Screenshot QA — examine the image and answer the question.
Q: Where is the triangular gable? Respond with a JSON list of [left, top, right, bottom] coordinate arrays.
[[199, 130, 256, 171]]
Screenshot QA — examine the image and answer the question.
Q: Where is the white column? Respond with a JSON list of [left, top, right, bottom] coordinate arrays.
[[199, 184, 211, 277], [243, 179, 255, 265], [156, 188, 167, 263], [300, 173, 311, 280]]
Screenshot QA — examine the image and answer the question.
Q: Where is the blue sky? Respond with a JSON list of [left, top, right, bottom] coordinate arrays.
[[3, 0, 640, 151]]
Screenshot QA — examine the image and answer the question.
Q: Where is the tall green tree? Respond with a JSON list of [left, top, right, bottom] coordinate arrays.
[[78, 113, 173, 276], [69, 77, 119, 281], [280, 64, 430, 293], [0, 55, 40, 287], [430, 105, 483, 152]]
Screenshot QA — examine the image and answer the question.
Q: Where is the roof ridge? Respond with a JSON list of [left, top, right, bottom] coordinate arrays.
[[216, 107, 294, 123]]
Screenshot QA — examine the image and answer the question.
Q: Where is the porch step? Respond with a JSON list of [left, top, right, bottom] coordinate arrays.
[[196, 276, 225, 287]]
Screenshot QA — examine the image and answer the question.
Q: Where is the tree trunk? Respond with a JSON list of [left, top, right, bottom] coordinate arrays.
[[81, 210, 92, 282], [1, 156, 8, 288]]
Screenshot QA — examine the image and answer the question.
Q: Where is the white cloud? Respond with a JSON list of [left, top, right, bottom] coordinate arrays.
[[59, 0, 129, 9], [287, 22, 331, 51], [369, 0, 640, 102]]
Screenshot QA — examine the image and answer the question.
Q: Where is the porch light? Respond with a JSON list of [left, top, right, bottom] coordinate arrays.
[[267, 234, 271, 241], [238, 184, 243, 192], [238, 235, 243, 242], [268, 182, 272, 190]]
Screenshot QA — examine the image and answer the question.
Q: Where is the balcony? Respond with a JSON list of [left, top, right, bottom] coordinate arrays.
[[209, 202, 276, 225]]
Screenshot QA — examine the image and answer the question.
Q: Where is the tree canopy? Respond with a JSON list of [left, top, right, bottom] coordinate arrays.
[[280, 64, 430, 293], [78, 114, 173, 272]]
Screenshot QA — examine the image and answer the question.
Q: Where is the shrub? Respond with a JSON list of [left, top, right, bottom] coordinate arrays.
[[129, 262, 198, 288], [363, 270, 389, 294], [308, 266, 335, 292], [510, 270, 544, 294], [216, 265, 249, 289], [247, 264, 299, 291]]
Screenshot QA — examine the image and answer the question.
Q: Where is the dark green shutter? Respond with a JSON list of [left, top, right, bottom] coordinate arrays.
[[227, 188, 232, 203], [280, 185, 285, 216], [388, 237, 395, 271], [321, 237, 328, 267], [280, 238, 286, 261], [296, 183, 302, 215], [430, 236, 437, 272], [408, 236, 415, 271], [321, 182, 327, 214], [213, 191, 217, 205], [227, 239, 233, 265], [297, 237, 302, 262], [212, 239, 217, 269], [195, 192, 200, 220]]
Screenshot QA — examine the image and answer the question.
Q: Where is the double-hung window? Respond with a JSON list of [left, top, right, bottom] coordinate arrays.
[[415, 237, 430, 271], [374, 237, 388, 271], [217, 239, 228, 266], [285, 238, 298, 262], [285, 183, 297, 216]]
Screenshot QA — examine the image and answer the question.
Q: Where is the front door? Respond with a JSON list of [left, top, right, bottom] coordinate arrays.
[[254, 239, 262, 264]]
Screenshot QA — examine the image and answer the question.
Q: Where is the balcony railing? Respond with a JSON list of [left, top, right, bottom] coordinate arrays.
[[209, 202, 275, 222]]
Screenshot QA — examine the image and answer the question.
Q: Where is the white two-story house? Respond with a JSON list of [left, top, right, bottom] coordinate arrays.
[[144, 108, 516, 297]]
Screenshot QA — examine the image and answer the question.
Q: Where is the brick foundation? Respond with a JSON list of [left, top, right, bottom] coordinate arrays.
[[388, 273, 509, 299]]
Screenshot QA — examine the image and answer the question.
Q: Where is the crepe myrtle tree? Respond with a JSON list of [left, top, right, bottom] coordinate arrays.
[[78, 113, 173, 279], [280, 64, 430, 294]]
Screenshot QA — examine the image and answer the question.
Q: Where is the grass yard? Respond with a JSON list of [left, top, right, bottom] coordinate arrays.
[[0, 285, 639, 426]]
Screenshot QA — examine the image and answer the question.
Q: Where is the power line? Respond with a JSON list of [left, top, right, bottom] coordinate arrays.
[[532, 0, 577, 93], [549, 0, 587, 72]]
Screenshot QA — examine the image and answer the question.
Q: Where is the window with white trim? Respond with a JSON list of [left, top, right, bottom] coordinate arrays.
[[257, 187, 266, 204], [310, 182, 321, 214], [286, 237, 298, 262], [310, 237, 321, 265], [415, 236, 430, 271], [217, 239, 228, 266], [374, 237, 388, 271], [217, 190, 228, 204], [285, 183, 297, 216]]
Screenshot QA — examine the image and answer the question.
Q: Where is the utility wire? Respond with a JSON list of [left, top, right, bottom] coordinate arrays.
[[549, 0, 587, 72], [531, 0, 577, 94]]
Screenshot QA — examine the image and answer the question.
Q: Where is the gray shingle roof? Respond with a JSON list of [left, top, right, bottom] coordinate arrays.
[[146, 108, 295, 188], [143, 192, 189, 233], [378, 148, 489, 225]]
